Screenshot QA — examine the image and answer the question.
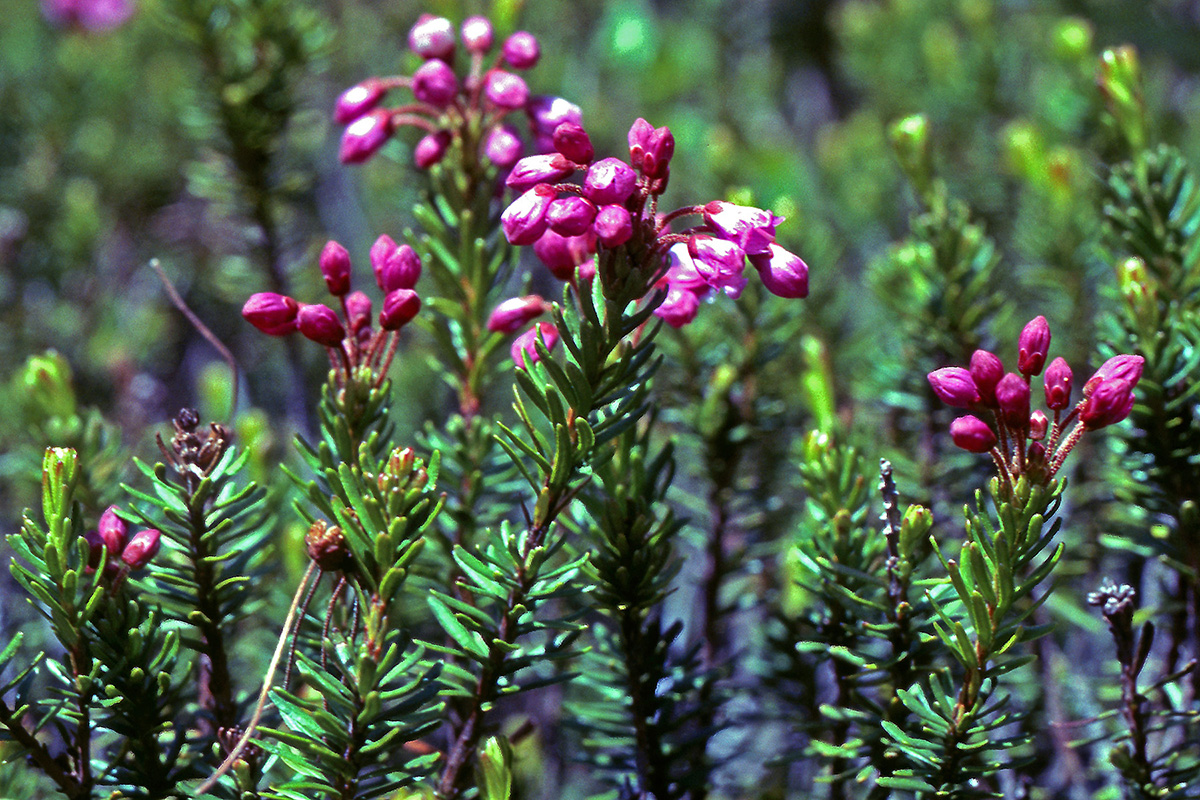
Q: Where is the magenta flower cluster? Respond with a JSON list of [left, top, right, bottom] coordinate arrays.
[[334, 13, 579, 175], [84, 506, 161, 585], [41, 0, 133, 32], [495, 115, 808, 351], [928, 315, 1143, 485], [242, 237, 422, 386]]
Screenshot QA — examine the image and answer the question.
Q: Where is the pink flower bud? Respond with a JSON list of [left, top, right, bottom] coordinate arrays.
[[1018, 315, 1052, 376], [242, 292, 299, 336], [83, 529, 105, 572], [506, 153, 575, 192], [1083, 354, 1144, 397], [487, 295, 549, 333], [485, 124, 523, 169], [627, 118, 654, 169], [121, 529, 161, 570], [969, 350, 1004, 407], [689, 236, 748, 298], [629, 121, 674, 179], [927, 367, 980, 408], [380, 289, 421, 330], [461, 16, 494, 53], [346, 291, 373, 335], [408, 14, 455, 60], [98, 506, 127, 555], [533, 230, 595, 280], [1043, 356, 1072, 410], [339, 109, 393, 164], [583, 157, 638, 206], [414, 130, 452, 169], [320, 240, 352, 296], [334, 79, 387, 124], [552, 122, 594, 165], [485, 71, 529, 110], [297, 303, 346, 347], [654, 284, 702, 328], [412, 59, 459, 108], [995, 372, 1031, 427], [1080, 378, 1136, 429], [511, 322, 559, 368], [950, 415, 998, 453], [748, 243, 808, 298], [502, 184, 556, 245], [703, 201, 782, 256], [528, 96, 583, 147], [593, 204, 634, 248], [377, 244, 421, 293], [1029, 409, 1048, 441], [501, 31, 540, 69], [547, 196, 598, 237]]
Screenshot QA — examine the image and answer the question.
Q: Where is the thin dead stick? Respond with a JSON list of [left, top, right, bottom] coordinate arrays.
[[149, 258, 240, 423], [194, 561, 317, 796]]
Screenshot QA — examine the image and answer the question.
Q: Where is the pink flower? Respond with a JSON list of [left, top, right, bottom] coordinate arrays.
[[502, 185, 556, 245], [320, 240, 352, 296], [950, 415, 998, 453], [376, 244, 421, 293], [487, 295, 549, 334], [98, 506, 127, 555], [408, 14, 455, 60], [346, 291, 373, 336], [546, 197, 597, 237], [688, 236, 748, 298], [243, 292, 299, 336], [703, 201, 781, 256], [485, 71, 529, 110], [297, 303, 346, 347], [1043, 357, 1072, 410], [121, 529, 161, 570], [969, 350, 1004, 407], [334, 79, 386, 124], [501, 31, 540, 69], [552, 123, 594, 165], [1018, 315, 1051, 377], [995, 373, 1031, 428], [1080, 378, 1136, 429], [627, 119, 674, 178], [583, 158, 637, 206], [485, 125, 523, 169], [927, 367, 980, 408], [654, 284, 702, 328], [339, 109, 393, 164], [414, 131, 452, 169], [748, 243, 808, 298], [528, 96, 583, 152], [412, 59, 459, 108], [593, 205, 634, 248], [533, 230, 595, 280], [461, 16, 493, 53], [42, 0, 134, 31], [512, 322, 559, 367], [506, 153, 575, 192], [380, 289, 421, 331], [1083, 355, 1144, 397]]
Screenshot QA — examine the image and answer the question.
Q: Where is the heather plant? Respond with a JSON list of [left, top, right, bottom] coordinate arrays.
[[3, 3, 1200, 800]]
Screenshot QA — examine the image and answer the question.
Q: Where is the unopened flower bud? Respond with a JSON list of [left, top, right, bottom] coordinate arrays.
[[552, 122, 593, 164], [502, 184, 556, 245], [533, 230, 595, 280], [320, 240, 352, 296], [380, 289, 421, 330], [506, 153, 575, 192], [485, 124, 523, 169], [593, 204, 634, 248], [412, 59, 459, 108], [305, 519, 349, 571], [501, 31, 540, 69], [335, 78, 387, 124], [528, 96, 584, 142], [408, 14, 455, 60], [339, 109, 393, 164], [995, 373, 1031, 428], [969, 350, 1004, 407], [487, 295, 549, 334], [486, 71, 529, 110], [414, 130, 452, 169], [584, 157, 637, 206], [627, 118, 654, 169], [121, 529, 161, 570], [1043, 356, 1072, 409], [1080, 378, 1136, 429], [84, 529, 105, 572], [703, 201, 781, 256], [950, 415, 998, 453], [689, 236, 748, 298], [297, 304, 346, 347], [242, 292, 299, 336], [642, 124, 674, 179], [1029, 409, 1048, 441], [376, 244, 421, 293], [98, 506, 127, 555], [654, 284, 702, 328], [511, 322, 559, 368], [748, 243, 808, 298], [1018, 315, 1052, 376], [461, 16, 493, 53], [1083, 354, 1144, 397], [927, 367, 980, 408], [345, 291, 373, 335], [547, 196, 597, 237]]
